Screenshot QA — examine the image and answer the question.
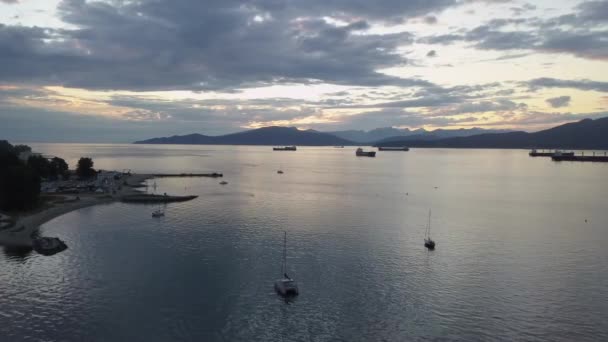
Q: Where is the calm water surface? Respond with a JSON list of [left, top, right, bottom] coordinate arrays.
[[2, 144, 608, 341]]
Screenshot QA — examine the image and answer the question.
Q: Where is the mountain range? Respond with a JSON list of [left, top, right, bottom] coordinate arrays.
[[134, 126, 352, 146], [328, 127, 511, 143], [376, 117, 608, 149], [135, 117, 608, 149]]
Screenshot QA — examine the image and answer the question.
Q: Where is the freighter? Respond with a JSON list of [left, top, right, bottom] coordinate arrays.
[[378, 146, 409, 151], [356, 148, 376, 157], [273, 146, 297, 151]]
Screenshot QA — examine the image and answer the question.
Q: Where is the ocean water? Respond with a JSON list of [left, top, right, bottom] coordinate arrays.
[[1, 144, 608, 341]]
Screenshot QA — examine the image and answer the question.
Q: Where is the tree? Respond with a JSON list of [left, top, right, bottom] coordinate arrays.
[[13, 145, 32, 154], [0, 165, 41, 211], [77, 157, 96, 179], [27, 155, 52, 179], [50, 157, 69, 180], [0, 142, 40, 211]]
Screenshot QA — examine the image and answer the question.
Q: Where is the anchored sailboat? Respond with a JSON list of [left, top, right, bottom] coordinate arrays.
[[274, 231, 299, 297], [424, 209, 436, 250]]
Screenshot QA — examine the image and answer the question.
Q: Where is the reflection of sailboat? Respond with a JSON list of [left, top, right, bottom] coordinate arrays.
[[274, 231, 299, 297], [424, 209, 436, 250], [151, 179, 164, 218]]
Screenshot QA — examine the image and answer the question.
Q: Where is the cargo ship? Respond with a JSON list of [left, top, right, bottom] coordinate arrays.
[[356, 148, 376, 157], [378, 147, 409, 151], [529, 149, 574, 157], [273, 146, 297, 151]]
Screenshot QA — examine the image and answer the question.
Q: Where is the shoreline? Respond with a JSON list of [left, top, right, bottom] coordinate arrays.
[[0, 173, 152, 248]]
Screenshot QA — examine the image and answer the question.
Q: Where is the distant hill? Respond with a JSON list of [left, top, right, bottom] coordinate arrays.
[[328, 127, 509, 143], [376, 117, 608, 149], [134, 126, 354, 146]]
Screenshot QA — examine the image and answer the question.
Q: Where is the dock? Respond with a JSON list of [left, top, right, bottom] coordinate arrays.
[[551, 152, 608, 162]]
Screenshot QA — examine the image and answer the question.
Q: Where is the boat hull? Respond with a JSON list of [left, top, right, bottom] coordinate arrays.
[[378, 147, 409, 151], [356, 152, 376, 157], [275, 279, 299, 297]]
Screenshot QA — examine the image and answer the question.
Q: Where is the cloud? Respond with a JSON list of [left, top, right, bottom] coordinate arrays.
[[420, 3, 608, 60], [510, 3, 536, 16], [0, 0, 19, 4], [545, 96, 571, 108], [424, 16, 438, 24], [539, 30, 608, 60], [0, 0, 461, 92], [442, 99, 527, 115], [527, 78, 608, 92]]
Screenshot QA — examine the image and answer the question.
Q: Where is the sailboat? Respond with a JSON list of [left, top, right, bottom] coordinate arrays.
[[152, 207, 165, 218], [424, 209, 436, 250], [274, 231, 299, 297]]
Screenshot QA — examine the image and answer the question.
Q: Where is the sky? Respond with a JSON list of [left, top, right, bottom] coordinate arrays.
[[0, 0, 607, 142]]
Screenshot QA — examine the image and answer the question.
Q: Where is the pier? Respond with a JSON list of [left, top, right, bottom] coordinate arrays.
[[529, 149, 574, 157], [153, 172, 223, 178], [121, 194, 198, 203], [551, 152, 608, 162]]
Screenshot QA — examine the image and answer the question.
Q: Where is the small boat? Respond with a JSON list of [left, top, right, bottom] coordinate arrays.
[[277, 170, 284, 174], [219, 181, 228, 185], [152, 209, 164, 218], [378, 146, 409, 151], [334, 146, 344, 148], [275, 231, 299, 297], [273, 146, 297, 151], [424, 209, 436, 250], [355, 147, 376, 157]]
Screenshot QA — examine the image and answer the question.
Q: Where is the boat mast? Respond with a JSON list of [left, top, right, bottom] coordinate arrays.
[[282, 231, 287, 277], [427, 209, 432, 239]]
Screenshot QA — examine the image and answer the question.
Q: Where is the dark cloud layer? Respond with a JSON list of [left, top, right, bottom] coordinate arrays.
[[421, 1, 608, 60], [527, 78, 608, 92], [0, 0, 462, 91]]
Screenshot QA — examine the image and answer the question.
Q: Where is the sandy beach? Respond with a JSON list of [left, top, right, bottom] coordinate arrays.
[[0, 173, 152, 247]]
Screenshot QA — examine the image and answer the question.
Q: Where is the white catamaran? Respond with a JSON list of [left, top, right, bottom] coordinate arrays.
[[274, 231, 299, 297]]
